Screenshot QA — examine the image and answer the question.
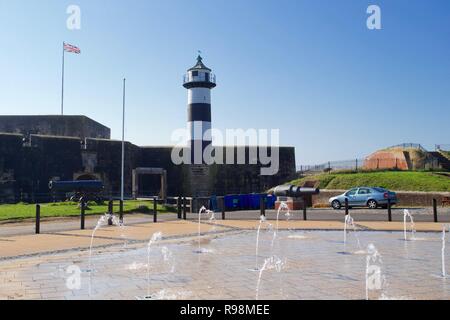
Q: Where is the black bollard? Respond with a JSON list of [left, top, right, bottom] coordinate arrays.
[[80, 201, 85, 230], [221, 197, 226, 220], [433, 199, 438, 223], [108, 200, 114, 225], [260, 196, 266, 217], [345, 198, 349, 216], [35, 204, 40, 234], [119, 200, 124, 223], [387, 198, 392, 222], [177, 196, 182, 219], [183, 197, 187, 220], [303, 197, 307, 221], [153, 197, 158, 223]]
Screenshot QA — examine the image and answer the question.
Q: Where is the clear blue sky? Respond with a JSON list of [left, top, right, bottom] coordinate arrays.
[[1, 0, 449, 166]]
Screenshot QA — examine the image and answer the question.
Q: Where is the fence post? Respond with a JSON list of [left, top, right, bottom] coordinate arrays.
[[108, 200, 113, 225], [303, 197, 307, 221], [183, 197, 187, 220], [35, 204, 40, 234], [119, 200, 124, 223], [433, 199, 438, 223], [387, 198, 392, 222], [177, 196, 182, 219], [345, 198, 349, 216], [153, 197, 158, 223], [260, 196, 266, 217], [221, 197, 226, 220], [80, 201, 85, 230]]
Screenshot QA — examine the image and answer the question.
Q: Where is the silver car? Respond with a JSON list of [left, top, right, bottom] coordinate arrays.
[[329, 187, 397, 210]]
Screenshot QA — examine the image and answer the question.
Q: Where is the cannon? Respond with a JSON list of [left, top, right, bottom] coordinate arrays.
[[272, 185, 320, 211], [49, 180, 105, 203], [273, 185, 320, 198]]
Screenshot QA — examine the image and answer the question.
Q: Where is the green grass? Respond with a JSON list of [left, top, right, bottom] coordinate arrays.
[[0, 200, 175, 221], [289, 171, 450, 192]]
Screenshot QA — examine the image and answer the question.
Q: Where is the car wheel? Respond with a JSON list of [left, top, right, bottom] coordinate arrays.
[[367, 200, 378, 209], [331, 200, 341, 210]]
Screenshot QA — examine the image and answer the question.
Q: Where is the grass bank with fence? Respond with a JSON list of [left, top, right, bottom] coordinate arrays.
[[0, 200, 175, 222], [289, 171, 450, 192]]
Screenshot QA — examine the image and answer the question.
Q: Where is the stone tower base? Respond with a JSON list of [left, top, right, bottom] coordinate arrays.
[[188, 164, 212, 197]]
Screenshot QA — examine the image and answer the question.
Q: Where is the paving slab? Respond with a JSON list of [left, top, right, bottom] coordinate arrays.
[[0, 234, 117, 259], [357, 221, 444, 232], [0, 220, 230, 260], [213, 220, 347, 230]]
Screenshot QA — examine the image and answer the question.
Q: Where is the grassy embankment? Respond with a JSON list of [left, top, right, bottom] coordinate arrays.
[[289, 171, 450, 192], [0, 200, 175, 222]]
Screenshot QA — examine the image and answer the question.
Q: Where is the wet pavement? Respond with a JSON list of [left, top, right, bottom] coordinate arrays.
[[1, 226, 450, 300]]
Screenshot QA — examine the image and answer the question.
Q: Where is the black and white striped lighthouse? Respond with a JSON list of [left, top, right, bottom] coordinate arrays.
[[183, 55, 216, 164]]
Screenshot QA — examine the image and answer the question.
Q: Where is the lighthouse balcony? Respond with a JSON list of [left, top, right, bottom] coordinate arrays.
[[183, 73, 216, 89]]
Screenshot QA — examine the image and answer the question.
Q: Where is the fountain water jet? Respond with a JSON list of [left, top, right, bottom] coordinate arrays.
[[161, 246, 176, 274], [403, 210, 416, 241], [343, 214, 363, 253], [250, 215, 273, 272], [194, 206, 215, 254], [88, 213, 123, 297], [255, 255, 286, 300], [136, 232, 179, 300], [271, 202, 290, 251], [197, 206, 206, 253], [208, 208, 217, 232], [442, 225, 449, 278], [146, 232, 163, 299]]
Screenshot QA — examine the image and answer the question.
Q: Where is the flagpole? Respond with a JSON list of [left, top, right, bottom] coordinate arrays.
[[121, 78, 126, 205], [61, 42, 65, 115]]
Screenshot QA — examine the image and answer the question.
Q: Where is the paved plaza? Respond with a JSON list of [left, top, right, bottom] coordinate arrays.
[[1, 209, 450, 300]]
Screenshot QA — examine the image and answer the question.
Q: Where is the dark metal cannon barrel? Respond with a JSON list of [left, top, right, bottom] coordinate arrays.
[[48, 180, 104, 192], [273, 185, 320, 198]]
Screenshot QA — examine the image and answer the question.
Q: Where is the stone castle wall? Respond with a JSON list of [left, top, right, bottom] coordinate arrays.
[[0, 115, 110, 140], [0, 133, 296, 203]]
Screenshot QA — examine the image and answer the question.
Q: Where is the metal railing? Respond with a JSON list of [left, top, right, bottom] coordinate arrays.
[[298, 159, 365, 173], [436, 144, 450, 152], [297, 157, 445, 173], [386, 143, 427, 152], [183, 73, 216, 84]]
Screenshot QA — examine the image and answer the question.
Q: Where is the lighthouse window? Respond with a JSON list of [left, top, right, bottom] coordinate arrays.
[[192, 71, 199, 77]]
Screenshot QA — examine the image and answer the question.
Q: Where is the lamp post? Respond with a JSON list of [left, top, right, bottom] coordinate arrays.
[[120, 78, 126, 222]]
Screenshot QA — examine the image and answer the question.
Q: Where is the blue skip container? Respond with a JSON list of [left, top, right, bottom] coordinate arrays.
[[224, 195, 240, 211]]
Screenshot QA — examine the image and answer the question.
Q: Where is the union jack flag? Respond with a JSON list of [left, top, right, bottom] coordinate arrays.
[[63, 42, 81, 54]]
